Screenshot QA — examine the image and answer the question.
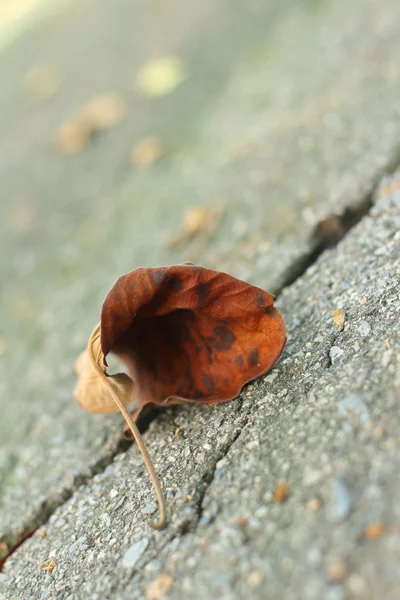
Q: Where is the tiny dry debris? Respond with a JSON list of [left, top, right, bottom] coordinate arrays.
[[307, 498, 322, 511], [57, 93, 127, 154], [332, 308, 345, 330], [145, 573, 174, 600], [364, 522, 386, 540], [131, 137, 163, 167], [38, 558, 56, 575], [271, 482, 289, 503], [327, 557, 348, 582], [166, 204, 226, 252]]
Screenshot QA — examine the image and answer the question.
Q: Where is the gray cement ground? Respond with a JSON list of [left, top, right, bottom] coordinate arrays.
[[0, 0, 399, 598], [1, 171, 399, 600]]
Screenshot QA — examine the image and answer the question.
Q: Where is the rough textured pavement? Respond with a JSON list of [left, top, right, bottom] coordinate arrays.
[[0, 0, 399, 597], [1, 171, 399, 599]]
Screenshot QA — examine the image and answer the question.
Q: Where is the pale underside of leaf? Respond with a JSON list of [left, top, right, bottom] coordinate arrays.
[[74, 323, 135, 413]]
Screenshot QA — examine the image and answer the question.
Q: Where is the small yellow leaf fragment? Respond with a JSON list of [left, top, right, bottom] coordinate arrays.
[[25, 64, 62, 98], [360, 296, 367, 305], [332, 308, 345, 330], [37, 529, 46, 538], [364, 522, 386, 540], [136, 57, 188, 97], [38, 557, 56, 575], [174, 427, 181, 439], [271, 482, 289, 503], [145, 573, 174, 600], [132, 137, 163, 167]]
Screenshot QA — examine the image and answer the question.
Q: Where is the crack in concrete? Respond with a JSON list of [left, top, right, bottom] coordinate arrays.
[[276, 152, 400, 296]]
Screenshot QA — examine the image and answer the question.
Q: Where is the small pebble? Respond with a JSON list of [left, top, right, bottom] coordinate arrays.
[[247, 569, 264, 588], [329, 346, 344, 363], [357, 320, 371, 337], [347, 574, 366, 595], [122, 538, 149, 568], [328, 477, 352, 522], [142, 503, 157, 515], [109, 489, 119, 499], [339, 394, 370, 423]]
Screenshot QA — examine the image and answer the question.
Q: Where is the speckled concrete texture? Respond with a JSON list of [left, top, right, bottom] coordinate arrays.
[[1, 172, 398, 600], [1, 0, 400, 557]]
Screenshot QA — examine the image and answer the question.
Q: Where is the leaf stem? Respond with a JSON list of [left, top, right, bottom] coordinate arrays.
[[88, 324, 167, 530]]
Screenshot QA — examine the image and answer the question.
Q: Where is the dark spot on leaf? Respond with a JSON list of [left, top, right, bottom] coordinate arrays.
[[264, 305, 275, 316], [235, 355, 244, 366], [196, 281, 211, 304], [168, 275, 183, 292], [255, 293, 266, 308], [193, 389, 203, 399], [213, 324, 235, 351], [195, 345, 203, 355], [201, 372, 215, 392], [223, 378, 229, 386], [113, 313, 122, 322], [247, 348, 260, 368]]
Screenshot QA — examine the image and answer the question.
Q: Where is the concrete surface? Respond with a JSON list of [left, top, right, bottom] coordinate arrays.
[[0, 0, 399, 596], [1, 171, 399, 599]]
